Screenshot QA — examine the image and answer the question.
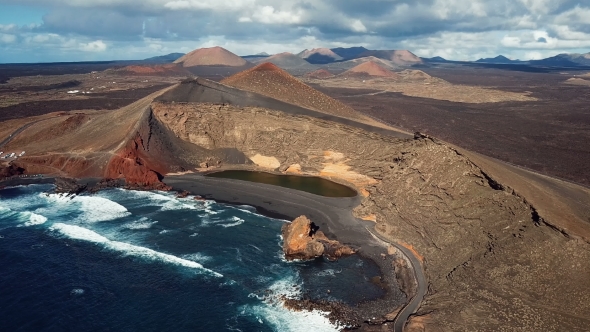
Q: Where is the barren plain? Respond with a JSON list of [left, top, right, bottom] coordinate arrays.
[[310, 66, 590, 187], [1, 60, 589, 332]]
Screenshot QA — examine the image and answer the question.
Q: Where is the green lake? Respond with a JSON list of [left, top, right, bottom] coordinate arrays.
[[206, 170, 357, 197]]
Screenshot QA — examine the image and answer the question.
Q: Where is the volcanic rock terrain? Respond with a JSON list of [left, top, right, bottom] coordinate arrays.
[[304, 69, 335, 79], [113, 64, 191, 76], [2, 63, 590, 332], [221, 62, 378, 124], [298, 48, 343, 64], [253, 52, 316, 74], [357, 50, 423, 66], [281, 215, 355, 261], [306, 66, 536, 103], [341, 61, 398, 78]]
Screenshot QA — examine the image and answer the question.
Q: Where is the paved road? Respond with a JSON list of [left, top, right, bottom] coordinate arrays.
[[339, 90, 390, 98], [365, 226, 427, 332], [0, 117, 55, 149]]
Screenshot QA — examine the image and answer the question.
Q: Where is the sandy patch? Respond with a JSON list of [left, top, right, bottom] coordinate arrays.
[[250, 153, 281, 169], [285, 163, 302, 174]]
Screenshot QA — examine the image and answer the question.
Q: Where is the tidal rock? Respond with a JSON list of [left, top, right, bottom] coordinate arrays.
[[54, 177, 87, 195], [281, 215, 356, 261], [176, 190, 189, 198]]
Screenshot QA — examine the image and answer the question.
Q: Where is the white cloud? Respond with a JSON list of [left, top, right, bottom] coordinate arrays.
[[0, 0, 589, 63], [0, 34, 16, 43], [501, 29, 590, 49], [80, 40, 107, 52], [250, 6, 302, 24], [350, 20, 367, 33], [0, 24, 18, 33], [163, 0, 254, 11]]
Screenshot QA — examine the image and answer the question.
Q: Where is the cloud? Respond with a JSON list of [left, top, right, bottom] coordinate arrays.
[[0, 34, 17, 43], [350, 20, 367, 33], [0, 0, 589, 63], [80, 40, 107, 52], [163, 0, 253, 11], [250, 6, 302, 24]]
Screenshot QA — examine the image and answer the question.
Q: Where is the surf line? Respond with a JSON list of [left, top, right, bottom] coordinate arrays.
[[50, 223, 223, 278]]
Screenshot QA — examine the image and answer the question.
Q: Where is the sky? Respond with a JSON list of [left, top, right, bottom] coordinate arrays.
[[0, 0, 589, 63]]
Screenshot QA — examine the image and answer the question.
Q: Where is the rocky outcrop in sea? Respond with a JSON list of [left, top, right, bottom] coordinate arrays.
[[281, 215, 356, 261]]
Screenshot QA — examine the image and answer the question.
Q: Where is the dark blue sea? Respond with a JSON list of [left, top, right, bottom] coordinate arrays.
[[0, 184, 384, 331]]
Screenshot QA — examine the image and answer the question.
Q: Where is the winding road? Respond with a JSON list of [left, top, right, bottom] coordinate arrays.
[[0, 117, 56, 149], [365, 226, 427, 332]]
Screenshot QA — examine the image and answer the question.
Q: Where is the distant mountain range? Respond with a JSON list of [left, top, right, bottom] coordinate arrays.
[[476, 55, 522, 64], [530, 53, 590, 67], [144, 47, 590, 70], [424, 52, 590, 67], [143, 53, 185, 63]]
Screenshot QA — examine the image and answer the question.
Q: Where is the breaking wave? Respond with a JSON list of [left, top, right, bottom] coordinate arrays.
[[23, 212, 48, 227], [220, 216, 245, 228], [245, 276, 339, 332], [43, 193, 131, 222], [123, 217, 158, 230], [49, 223, 223, 278], [0, 205, 48, 228]]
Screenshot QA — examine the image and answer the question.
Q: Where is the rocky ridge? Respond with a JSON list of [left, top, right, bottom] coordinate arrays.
[[221, 62, 366, 122], [150, 100, 590, 331]]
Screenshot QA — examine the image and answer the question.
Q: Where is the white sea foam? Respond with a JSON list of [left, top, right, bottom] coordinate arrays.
[[121, 189, 198, 211], [23, 212, 48, 226], [316, 269, 342, 277], [50, 223, 223, 278], [43, 193, 130, 222], [248, 244, 263, 252], [182, 252, 213, 264], [220, 216, 245, 228], [71, 288, 85, 295], [0, 203, 48, 227], [235, 205, 258, 215], [123, 217, 158, 230], [245, 276, 339, 332], [250, 306, 339, 332]]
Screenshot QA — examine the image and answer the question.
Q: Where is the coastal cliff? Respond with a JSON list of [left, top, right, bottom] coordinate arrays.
[[148, 100, 590, 331], [4, 78, 590, 331]]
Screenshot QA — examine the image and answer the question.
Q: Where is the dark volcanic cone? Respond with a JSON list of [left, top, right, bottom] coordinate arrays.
[[221, 62, 364, 121]]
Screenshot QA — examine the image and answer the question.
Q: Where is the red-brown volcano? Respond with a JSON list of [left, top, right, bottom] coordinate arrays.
[[221, 63, 364, 121], [174, 46, 248, 67], [342, 61, 398, 77]]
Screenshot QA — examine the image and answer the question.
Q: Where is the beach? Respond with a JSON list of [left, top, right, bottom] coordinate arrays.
[[164, 173, 409, 324]]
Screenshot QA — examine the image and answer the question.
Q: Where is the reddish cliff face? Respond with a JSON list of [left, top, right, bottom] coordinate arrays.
[[105, 134, 170, 190]]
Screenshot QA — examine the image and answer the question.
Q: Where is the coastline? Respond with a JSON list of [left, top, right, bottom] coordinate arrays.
[[163, 173, 410, 327], [1, 174, 415, 329]]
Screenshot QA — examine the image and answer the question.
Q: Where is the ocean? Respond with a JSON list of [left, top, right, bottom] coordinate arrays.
[[0, 184, 385, 331]]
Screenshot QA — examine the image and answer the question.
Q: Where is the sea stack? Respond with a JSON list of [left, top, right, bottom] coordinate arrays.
[[281, 215, 355, 261]]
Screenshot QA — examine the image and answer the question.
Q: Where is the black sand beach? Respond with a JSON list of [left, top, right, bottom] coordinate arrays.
[[164, 173, 409, 324], [1, 173, 419, 329]]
